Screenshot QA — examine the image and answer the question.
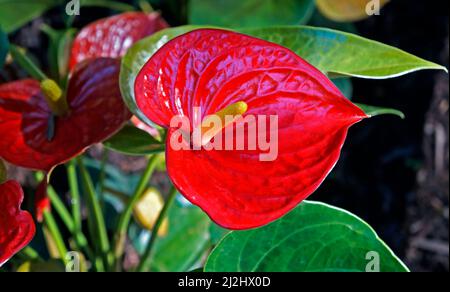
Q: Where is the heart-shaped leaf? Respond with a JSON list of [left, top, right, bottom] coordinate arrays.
[[188, 0, 315, 27], [316, 0, 391, 22], [103, 124, 164, 156], [0, 27, 8, 68], [121, 25, 446, 123], [0, 58, 131, 171], [130, 196, 212, 272], [0, 180, 36, 266], [205, 200, 409, 272]]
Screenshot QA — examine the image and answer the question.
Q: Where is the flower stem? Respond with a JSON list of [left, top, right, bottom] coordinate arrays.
[[9, 45, 47, 81], [136, 186, 177, 272], [98, 148, 109, 207], [113, 155, 159, 262], [18, 246, 42, 262], [43, 210, 68, 265], [77, 157, 112, 269], [67, 161, 81, 233], [35, 171, 93, 260]]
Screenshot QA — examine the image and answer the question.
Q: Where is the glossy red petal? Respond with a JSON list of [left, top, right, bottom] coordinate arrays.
[[136, 29, 367, 229], [0, 181, 36, 266], [0, 58, 131, 171], [69, 12, 169, 70]]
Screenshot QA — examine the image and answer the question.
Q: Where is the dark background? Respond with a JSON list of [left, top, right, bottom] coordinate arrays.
[[2, 0, 448, 272]]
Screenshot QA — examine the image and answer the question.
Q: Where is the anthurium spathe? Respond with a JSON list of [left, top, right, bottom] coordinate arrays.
[[69, 11, 169, 70], [0, 58, 131, 171], [0, 180, 36, 266], [135, 29, 368, 229]]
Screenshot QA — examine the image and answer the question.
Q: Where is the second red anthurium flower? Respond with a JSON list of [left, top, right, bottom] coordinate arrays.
[[0, 58, 131, 171], [135, 29, 368, 229]]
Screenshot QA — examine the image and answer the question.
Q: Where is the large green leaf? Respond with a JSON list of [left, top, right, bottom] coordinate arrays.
[[242, 26, 447, 78], [103, 124, 165, 156], [130, 196, 212, 272], [0, 0, 61, 33], [0, 27, 8, 68], [205, 201, 409, 272], [188, 0, 315, 28], [120, 25, 445, 121]]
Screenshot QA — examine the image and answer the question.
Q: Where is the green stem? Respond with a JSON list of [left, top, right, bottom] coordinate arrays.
[[18, 246, 42, 262], [46, 184, 74, 232], [136, 186, 177, 272], [9, 45, 47, 81], [77, 157, 111, 269], [43, 210, 68, 265], [113, 155, 159, 261], [98, 148, 109, 207], [35, 171, 93, 260], [67, 161, 81, 233]]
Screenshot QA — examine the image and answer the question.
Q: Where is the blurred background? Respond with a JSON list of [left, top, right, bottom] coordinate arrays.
[[1, 0, 448, 272]]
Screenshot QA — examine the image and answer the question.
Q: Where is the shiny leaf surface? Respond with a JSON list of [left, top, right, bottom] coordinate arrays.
[[205, 201, 409, 272]]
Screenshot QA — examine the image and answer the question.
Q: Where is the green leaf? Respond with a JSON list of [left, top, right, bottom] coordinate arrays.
[[0, 0, 61, 33], [80, 0, 135, 11], [130, 196, 212, 272], [120, 25, 446, 120], [241, 26, 448, 78], [0, 27, 8, 68], [188, 0, 315, 27], [357, 103, 405, 119], [41, 26, 76, 82], [205, 201, 409, 272], [103, 124, 164, 156], [332, 77, 353, 99]]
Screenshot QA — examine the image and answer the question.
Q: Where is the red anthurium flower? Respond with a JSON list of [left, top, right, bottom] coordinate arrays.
[[135, 29, 368, 229], [0, 58, 131, 171], [69, 11, 169, 70], [0, 180, 36, 266]]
